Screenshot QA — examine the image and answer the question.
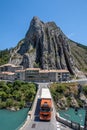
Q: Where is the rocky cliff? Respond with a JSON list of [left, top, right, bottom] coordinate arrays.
[[50, 82, 87, 109], [8, 16, 87, 75]]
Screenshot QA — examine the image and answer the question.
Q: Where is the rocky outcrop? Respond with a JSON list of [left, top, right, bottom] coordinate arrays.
[[9, 16, 78, 74], [50, 83, 87, 110]]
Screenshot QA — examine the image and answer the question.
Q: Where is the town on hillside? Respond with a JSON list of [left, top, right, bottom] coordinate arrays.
[[0, 63, 70, 82]]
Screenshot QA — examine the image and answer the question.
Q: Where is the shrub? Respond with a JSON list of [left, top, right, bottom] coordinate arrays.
[[83, 86, 87, 95]]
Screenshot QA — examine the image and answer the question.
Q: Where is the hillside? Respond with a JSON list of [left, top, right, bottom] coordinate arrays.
[[50, 82, 87, 109], [0, 49, 10, 65], [69, 40, 87, 72], [0, 16, 87, 75], [0, 80, 37, 110]]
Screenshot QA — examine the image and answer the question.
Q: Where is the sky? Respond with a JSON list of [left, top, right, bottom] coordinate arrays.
[[0, 0, 87, 50]]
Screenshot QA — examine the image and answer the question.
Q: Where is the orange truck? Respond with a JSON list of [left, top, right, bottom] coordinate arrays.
[[39, 88, 53, 121]]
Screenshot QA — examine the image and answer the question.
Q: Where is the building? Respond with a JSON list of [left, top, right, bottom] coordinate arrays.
[[25, 68, 40, 82], [25, 68, 70, 82], [0, 64, 23, 72], [15, 70, 25, 81], [39, 70, 49, 82], [0, 64, 23, 81], [0, 64, 70, 82], [0, 72, 15, 81], [49, 69, 69, 82]]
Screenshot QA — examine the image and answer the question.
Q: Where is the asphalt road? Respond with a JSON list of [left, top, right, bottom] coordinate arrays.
[[21, 83, 57, 130]]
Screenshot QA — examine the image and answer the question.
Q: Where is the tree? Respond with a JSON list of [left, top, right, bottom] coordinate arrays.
[[13, 90, 22, 101], [13, 80, 21, 90], [0, 81, 6, 89], [0, 101, 6, 108], [0, 81, 37, 109], [0, 91, 7, 101], [19, 100, 25, 109], [6, 98, 13, 107], [0, 49, 10, 65]]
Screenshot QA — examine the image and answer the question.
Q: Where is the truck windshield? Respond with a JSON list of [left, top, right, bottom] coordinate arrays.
[[40, 107, 51, 112]]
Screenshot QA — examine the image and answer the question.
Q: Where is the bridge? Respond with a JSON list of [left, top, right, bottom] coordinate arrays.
[[20, 83, 57, 130], [20, 83, 73, 130]]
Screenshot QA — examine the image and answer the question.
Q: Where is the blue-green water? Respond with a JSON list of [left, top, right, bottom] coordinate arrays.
[[0, 108, 29, 130], [59, 108, 86, 126]]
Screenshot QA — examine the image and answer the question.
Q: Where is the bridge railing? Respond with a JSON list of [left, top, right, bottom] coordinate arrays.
[[56, 113, 84, 130]]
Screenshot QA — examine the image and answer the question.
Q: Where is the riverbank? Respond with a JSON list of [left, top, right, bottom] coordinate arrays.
[[50, 82, 87, 109]]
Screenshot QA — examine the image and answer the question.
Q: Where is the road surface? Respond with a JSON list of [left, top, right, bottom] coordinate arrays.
[[21, 83, 57, 130], [20, 83, 73, 130]]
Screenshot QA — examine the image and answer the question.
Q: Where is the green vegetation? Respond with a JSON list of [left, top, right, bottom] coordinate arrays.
[[0, 49, 10, 65], [28, 48, 35, 54], [33, 62, 40, 68], [83, 85, 87, 95], [50, 82, 84, 109], [50, 83, 66, 102], [70, 40, 87, 50], [69, 40, 87, 72], [77, 43, 87, 50], [50, 82, 78, 97], [0, 80, 37, 110]]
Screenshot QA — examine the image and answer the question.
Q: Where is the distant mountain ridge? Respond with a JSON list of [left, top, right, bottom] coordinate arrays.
[[0, 16, 87, 75]]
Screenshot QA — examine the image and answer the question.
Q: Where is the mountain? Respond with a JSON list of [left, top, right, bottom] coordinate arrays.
[[69, 40, 87, 73], [1, 16, 87, 75]]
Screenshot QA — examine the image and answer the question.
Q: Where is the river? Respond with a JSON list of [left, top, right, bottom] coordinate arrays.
[[0, 108, 29, 130]]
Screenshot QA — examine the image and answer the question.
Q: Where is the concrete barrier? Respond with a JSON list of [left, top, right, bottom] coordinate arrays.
[[56, 113, 84, 130]]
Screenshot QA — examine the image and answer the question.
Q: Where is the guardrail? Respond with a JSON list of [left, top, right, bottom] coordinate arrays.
[[28, 84, 40, 119], [56, 113, 84, 130]]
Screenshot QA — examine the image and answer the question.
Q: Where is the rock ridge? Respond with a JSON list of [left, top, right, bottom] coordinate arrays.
[[9, 16, 78, 74]]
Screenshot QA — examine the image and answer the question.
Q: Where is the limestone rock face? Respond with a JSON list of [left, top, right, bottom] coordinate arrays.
[[9, 16, 77, 74]]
